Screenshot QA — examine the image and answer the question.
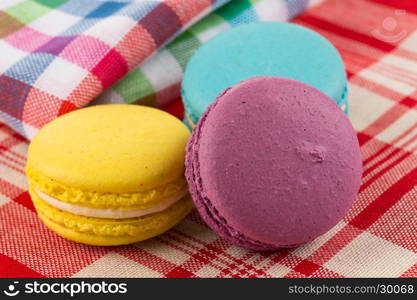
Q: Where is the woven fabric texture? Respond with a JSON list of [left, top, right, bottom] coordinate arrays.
[[0, 0, 308, 139], [1, 0, 417, 278], [93, 0, 309, 108], [0, 0, 230, 139]]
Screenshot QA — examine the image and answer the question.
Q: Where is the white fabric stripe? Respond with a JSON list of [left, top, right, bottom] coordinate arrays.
[[0, 163, 27, 190], [359, 67, 416, 96], [0, 194, 10, 208], [348, 83, 394, 132], [324, 231, 417, 277], [0, 40, 26, 75], [140, 50, 183, 92], [377, 110, 417, 144], [253, 0, 288, 21], [72, 252, 164, 278], [197, 22, 231, 42]]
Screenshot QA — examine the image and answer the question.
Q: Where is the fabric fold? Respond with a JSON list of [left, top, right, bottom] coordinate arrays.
[[93, 0, 310, 109], [0, 0, 230, 139]]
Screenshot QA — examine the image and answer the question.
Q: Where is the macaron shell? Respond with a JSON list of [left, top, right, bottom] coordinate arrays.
[[27, 105, 190, 194], [186, 108, 278, 251], [182, 22, 348, 123], [186, 77, 362, 248], [30, 186, 194, 246]]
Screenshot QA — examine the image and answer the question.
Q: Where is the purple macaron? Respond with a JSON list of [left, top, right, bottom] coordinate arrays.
[[185, 76, 362, 251]]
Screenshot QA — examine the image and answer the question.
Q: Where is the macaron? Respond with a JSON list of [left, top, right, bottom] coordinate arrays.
[[26, 105, 193, 246], [182, 22, 348, 129], [185, 76, 362, 250]]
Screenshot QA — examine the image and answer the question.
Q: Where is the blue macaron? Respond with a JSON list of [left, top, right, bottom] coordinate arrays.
[[182, 22, 348, 128]]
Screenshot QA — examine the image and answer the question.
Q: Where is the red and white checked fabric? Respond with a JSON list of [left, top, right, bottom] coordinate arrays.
[[1, 0, 417, 278]]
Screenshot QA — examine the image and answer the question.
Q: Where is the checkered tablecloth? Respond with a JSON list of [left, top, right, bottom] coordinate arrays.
[[0, 0, 230, 139], [0, 0, 308, 140], [1, 0, 417, 278]]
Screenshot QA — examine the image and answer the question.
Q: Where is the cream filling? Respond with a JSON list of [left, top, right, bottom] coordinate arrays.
[[185, 112, 196, 129], [35, 188, 188, 219]]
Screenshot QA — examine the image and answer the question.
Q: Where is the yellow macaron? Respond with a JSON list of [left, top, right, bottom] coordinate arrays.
[[26, 104, 193, 246]]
